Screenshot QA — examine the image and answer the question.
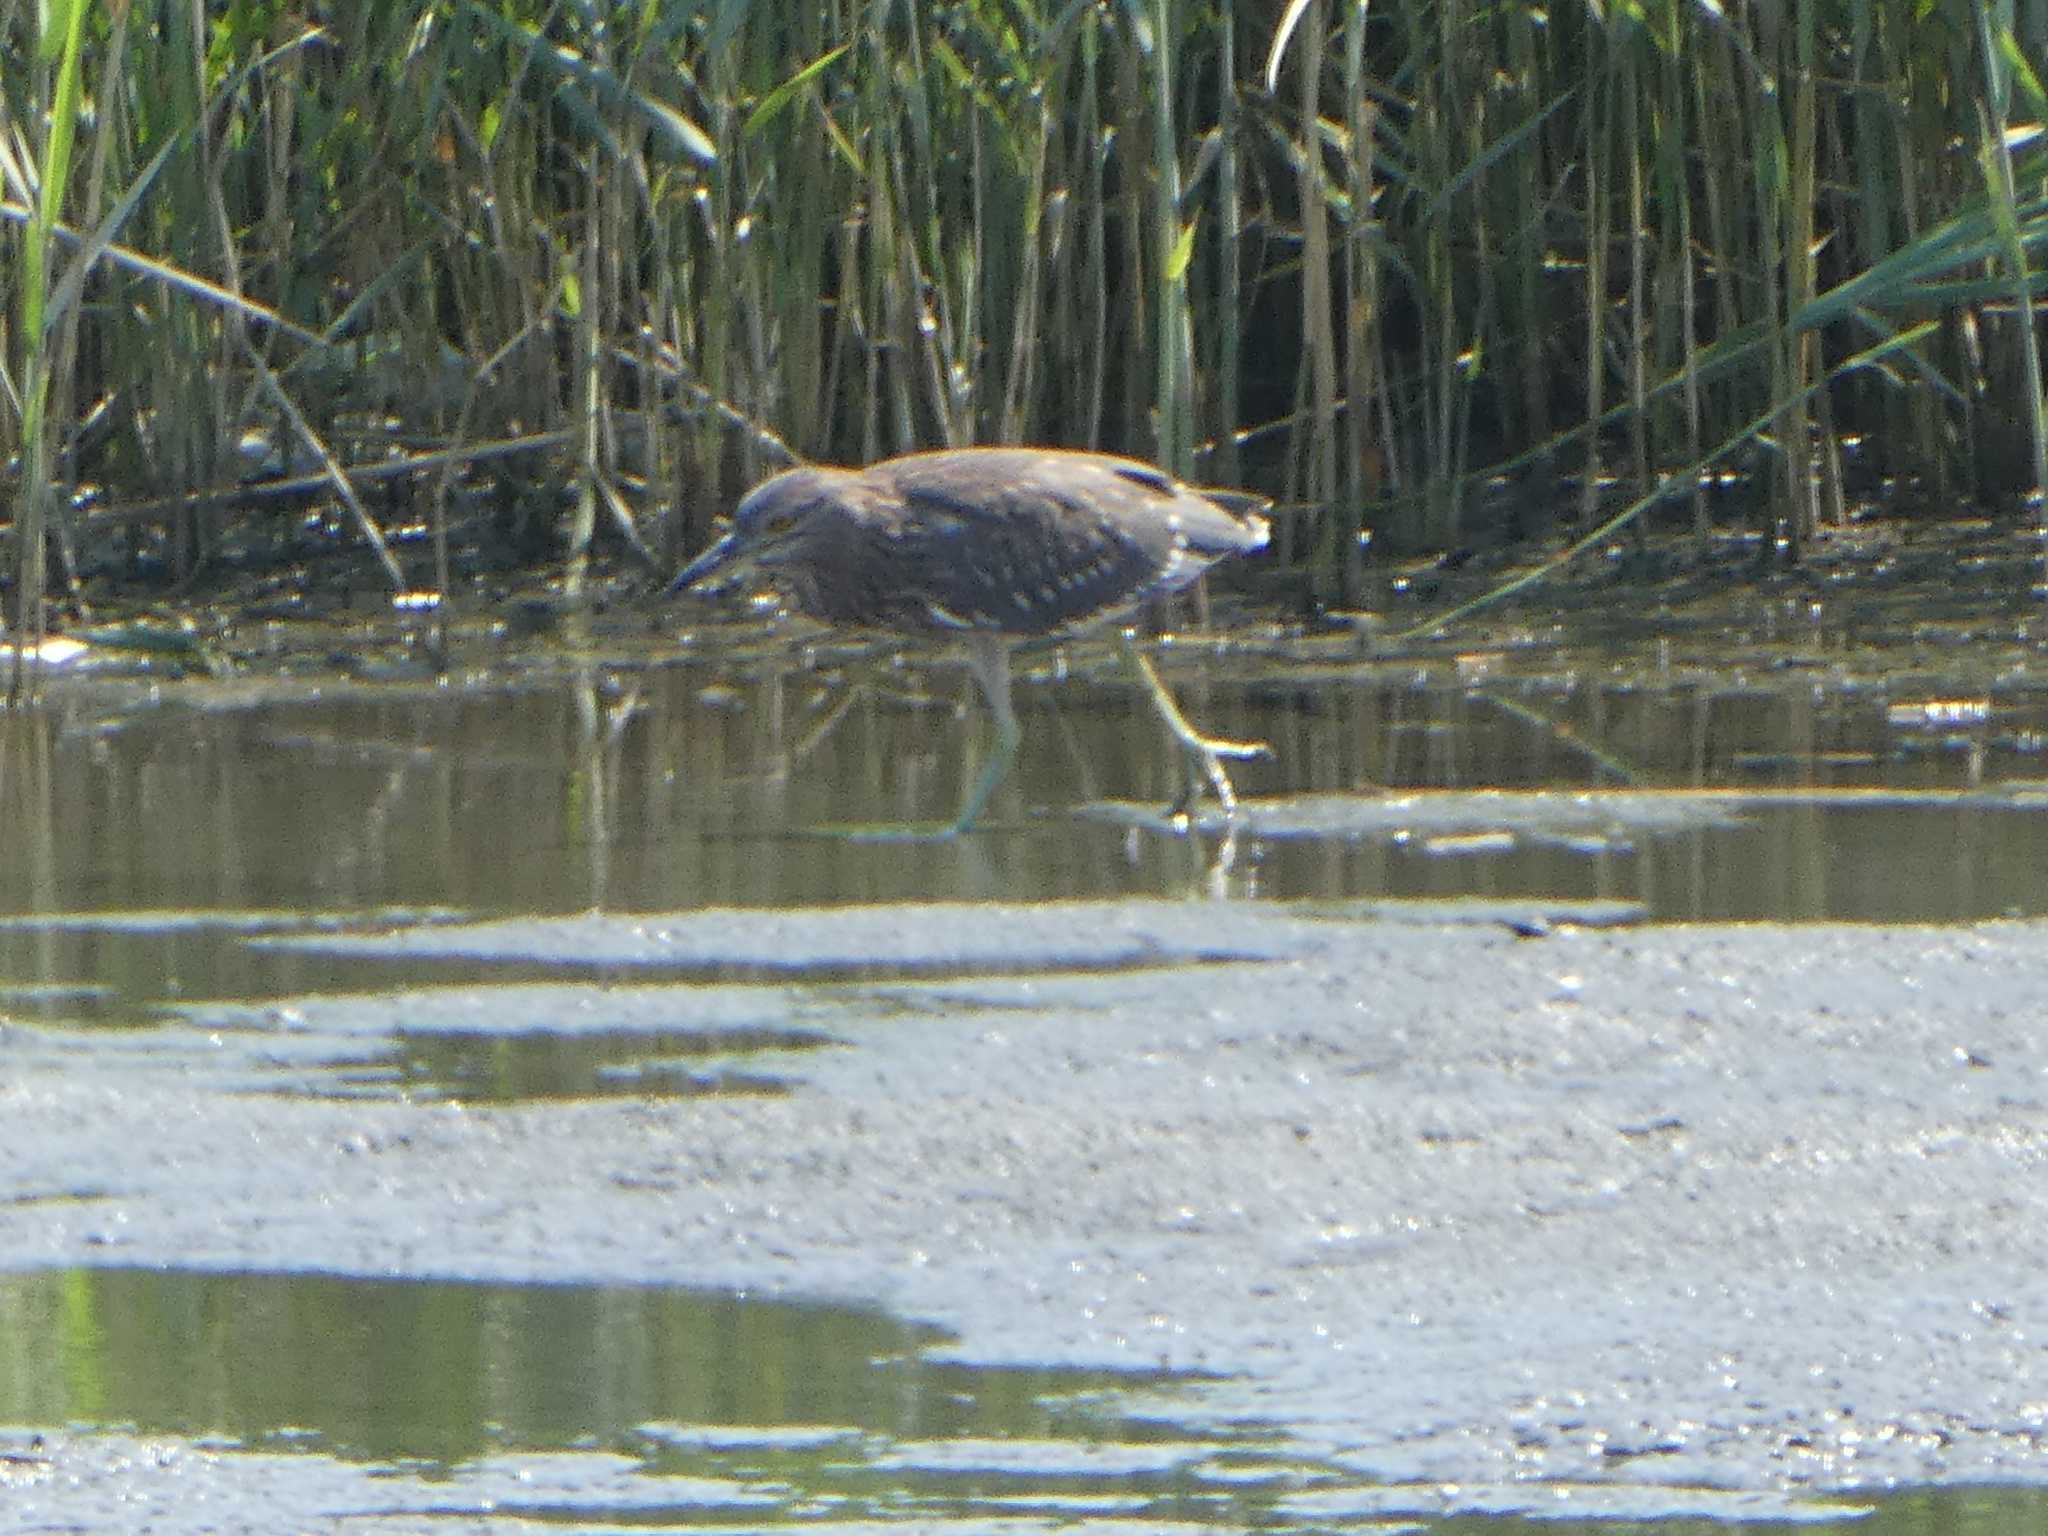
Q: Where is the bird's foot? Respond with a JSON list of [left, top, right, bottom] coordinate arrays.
[[1116, 631, 1269, 829], [1166, 734, 1272, 827], [1191, 733, 1271, 764]]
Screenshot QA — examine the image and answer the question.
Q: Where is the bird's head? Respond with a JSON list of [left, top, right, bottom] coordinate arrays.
[[666, 467, 836, 595]]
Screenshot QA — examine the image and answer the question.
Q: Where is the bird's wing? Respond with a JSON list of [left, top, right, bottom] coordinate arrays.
[[893, 474, 1166, 635], [1107, 461, 1177, 496]]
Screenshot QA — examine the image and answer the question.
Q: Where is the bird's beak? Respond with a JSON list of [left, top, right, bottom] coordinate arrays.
[[666, 530, 748, 596]]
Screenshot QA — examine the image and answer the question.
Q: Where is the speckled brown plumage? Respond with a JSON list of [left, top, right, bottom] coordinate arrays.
[[671, 448, 1269, 637]]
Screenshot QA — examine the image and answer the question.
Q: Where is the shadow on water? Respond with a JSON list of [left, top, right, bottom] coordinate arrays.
[[0, 1265, 2039, 1534]]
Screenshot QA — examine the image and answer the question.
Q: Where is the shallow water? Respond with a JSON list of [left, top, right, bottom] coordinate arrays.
[[6, 640, 2048, 928], [0, 1266, 2040, 1534]]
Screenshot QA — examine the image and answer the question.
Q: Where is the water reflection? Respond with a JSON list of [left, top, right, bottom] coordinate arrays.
[[3, 656, 2048, 923], [0, 1269, 1181, 1468], [0, 1267, 2042, 1534], [365, 1026, 820, 1103]]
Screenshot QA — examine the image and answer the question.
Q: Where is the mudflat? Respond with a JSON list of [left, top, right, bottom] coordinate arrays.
[[4, 900, 2043, 1507]]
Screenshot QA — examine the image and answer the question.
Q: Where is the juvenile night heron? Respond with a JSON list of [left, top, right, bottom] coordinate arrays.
[[669, 446, 1271, 834]]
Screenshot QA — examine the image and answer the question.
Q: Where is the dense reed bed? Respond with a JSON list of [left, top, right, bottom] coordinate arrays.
[[3, 0, 2047, 655]]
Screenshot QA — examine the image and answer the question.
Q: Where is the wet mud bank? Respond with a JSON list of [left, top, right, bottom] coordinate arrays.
[[3, 902, 2044, 1499]]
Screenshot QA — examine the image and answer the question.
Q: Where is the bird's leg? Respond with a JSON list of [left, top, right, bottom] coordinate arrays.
[[951, 633, 1023, 834], [809, 637, 1016, 841], [1115, 630, 1267, 823]]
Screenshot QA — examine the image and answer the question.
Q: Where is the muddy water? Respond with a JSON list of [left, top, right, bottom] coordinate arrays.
[[5, 631, 2048, 1533]]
